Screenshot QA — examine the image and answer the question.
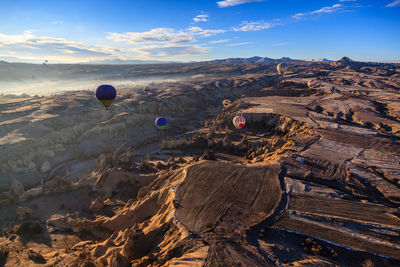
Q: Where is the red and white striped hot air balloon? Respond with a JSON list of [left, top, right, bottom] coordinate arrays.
[[308, 80, 318, 88], [222, 99, 231, 108], [233, 115, 246, 129]]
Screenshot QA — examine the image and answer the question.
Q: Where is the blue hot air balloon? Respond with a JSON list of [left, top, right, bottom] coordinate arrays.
[[95, 85, 116, 108], [143, 87, 151, 94], [155, 117, 167, 129]]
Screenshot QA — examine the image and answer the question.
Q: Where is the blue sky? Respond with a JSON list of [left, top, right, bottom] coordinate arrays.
[[0, 0, 399, 63]]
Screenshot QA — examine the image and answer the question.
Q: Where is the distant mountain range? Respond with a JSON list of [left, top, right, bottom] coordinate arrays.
[[306, 58, 333, 62], [86, 59, 179, 64], [209, 56, 300, 63], [0, 56, 178, 65], [90, 56, 335, 64], [2, 55, 397, 65], [0, 56, 306, 65]]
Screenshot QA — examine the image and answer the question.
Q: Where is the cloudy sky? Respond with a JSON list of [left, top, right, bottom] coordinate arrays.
[[0, 0, 399, 63]]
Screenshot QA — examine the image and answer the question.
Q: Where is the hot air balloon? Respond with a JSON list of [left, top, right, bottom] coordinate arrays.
[[143, 87, 151, 94], [222, 99, 231, 108], [155, 116, 167, 129], [95, 84, 116, 109], [277, 63, 288, 76], [233, 115, 246, 129], [308, 80, 318, 88]]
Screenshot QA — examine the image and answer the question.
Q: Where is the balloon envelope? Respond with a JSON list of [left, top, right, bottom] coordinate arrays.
[[277, 63, 288, 75], [308, 80, 317, 88], [233, 115, 246, 129], [222, 99, 231, 108], [155, 117, 167, 129], [95, 85, 116, 108]]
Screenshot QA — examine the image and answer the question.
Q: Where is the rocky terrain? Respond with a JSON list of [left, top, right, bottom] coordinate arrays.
[[0, 57, 399, 266]]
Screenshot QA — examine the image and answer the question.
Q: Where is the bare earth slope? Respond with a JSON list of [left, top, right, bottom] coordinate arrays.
[[175, 162, 282, 233], [0, 59, 399, 266]]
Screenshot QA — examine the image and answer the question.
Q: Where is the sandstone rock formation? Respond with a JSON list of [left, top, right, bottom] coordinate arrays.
[[0, 59, 399, 266]]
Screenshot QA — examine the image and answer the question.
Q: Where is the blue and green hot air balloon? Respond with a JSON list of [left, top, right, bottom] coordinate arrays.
[[155, 116, 167, 130], [95, 85, 116, 108]]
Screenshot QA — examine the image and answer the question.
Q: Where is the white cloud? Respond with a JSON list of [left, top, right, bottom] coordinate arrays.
[[193, 14, 209, 22], [232, 21, 274, 31], [217, 0, 264, 8], [339, 0, 357, 2], [108, 28, 193, 44], [209, 39, 230, 44], [272, 43, 289, 46], [57, 49, 76, 54], [314, 3, 343, 13], [51, 21, 64, 24], [0, 30, 118, 60], [135, 44, 209, 57], [225, 42, 251, 46], [107, 27, 225, 45], [0, 28, 215, 61], [186, 26, 225, 36], [386, 0, 400, 7], [293, 4, 343, 19]]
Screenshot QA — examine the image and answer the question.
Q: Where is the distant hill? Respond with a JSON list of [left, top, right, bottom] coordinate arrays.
[[0, 56, 178, 65], [306, 58, 333, 62], [278, 57, 298, 62], [337, 56, 353, 63], [210, 56, 299, 63], [86, 59, 179, 64]]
